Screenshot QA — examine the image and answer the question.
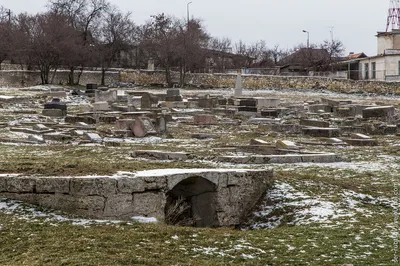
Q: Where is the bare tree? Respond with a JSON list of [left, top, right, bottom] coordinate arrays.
[[178, 18, 209, 86], [95, 6, 136, 85], [209, 37, 232, 52], [15, 12, 77, 84], [207, 37, 232, 72], [140, 13, 181, 87], [0, 6, 12, 69], [321, 39, 345, 70], [47, 0, 110, 84], [234, 40, 266, 68]]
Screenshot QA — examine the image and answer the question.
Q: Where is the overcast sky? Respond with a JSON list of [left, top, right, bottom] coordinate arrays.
[[0, 0, 391, 56]]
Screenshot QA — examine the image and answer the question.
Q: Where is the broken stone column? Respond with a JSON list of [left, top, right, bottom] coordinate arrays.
[[235, 73, 243, 97]]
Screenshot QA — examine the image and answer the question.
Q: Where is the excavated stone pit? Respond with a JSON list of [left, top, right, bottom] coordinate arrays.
[[0, 169, 274, 227]]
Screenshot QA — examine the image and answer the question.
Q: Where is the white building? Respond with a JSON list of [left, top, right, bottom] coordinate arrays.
[[358, 30, 400, 81]]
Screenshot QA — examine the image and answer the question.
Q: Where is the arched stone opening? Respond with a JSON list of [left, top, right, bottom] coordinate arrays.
[[165, 176, 218, 228]]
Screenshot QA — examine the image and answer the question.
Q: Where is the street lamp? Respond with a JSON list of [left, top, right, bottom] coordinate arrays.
[[187, 2, 193, 25], [302, 30, 310, 48]]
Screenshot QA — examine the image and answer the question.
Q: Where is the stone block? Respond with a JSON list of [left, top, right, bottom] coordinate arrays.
[[70, 177, 117, 197], [117, 177, 146, 193], [85, 133, 102, 143], [191, 133, 218, 139], [74, 196, 106, 218], [259, 124, 302, 134], [335, 107, 353, 117], [42, 91, 67, 98], [362, 106, 395, 119], [255, 98, 280, 109], [35, 177, 70, 194], [113, 130, 134, 138], [0, 176, 6, 192], [308, 104, 332, 113], [250, 139, 270, 145], [99, 116, 117, 124], [350, 133, 372, 139], [93, 101, 111, 112], [28, 135, 45, 143], [343, 139, 378, 146], [103, 194, 134, 218], [300, 119, 330, 128], [42, 109, 65, 117], [325, 138, 346, 144], [65, 116, 97, 125], [33, 124, 50, 131], [42, 133, 73, 142], [198, 98, 218, 108], [238, 99, 257, 107], [276, 140, 300, 150], [132, 192, 166, 220], [95, 90, 117, 103], [166, 89, 181, 97], [6, 177, 36, 193], [384, 125, 398, 135], [260, 108, 289, 118], [302, 127, 340, 138], [116, 119, 136, 130], [131, 118, 157, 137], [321, 98, 352, 107], [193, 115, 217, 125]]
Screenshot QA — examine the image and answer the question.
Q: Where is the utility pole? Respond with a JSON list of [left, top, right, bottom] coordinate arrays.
[[302, 30, 310, 48], [187, 2, 192, 26], [329, 27, 334, 42]]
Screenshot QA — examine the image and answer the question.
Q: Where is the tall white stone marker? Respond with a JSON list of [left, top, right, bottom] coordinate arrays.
[[235, 72, 243, 97]]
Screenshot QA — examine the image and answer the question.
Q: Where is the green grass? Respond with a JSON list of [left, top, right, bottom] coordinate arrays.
[[0, 211, 397, 265], [0, 144, 214, 176]]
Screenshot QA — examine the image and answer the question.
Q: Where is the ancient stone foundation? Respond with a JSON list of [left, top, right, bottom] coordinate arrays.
[[0, 169, 274, 227]]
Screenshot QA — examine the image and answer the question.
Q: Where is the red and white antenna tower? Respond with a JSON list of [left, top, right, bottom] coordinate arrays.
[[387, 0, 400, 32]]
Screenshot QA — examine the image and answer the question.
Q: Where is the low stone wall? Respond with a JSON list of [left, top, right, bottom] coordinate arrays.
[[0, 70, 120, 87], [121, 71, 400, 95], [0, 169, 274, 227]]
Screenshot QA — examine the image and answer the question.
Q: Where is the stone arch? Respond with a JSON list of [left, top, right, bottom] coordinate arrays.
[[164, 176, 218, 228]]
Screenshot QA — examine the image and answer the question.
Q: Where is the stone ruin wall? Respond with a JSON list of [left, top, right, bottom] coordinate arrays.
[[0, 169, 273, 227], [121, 71, 400, 95], [0, 70, 120, 87], [1, 69, 399, 95]]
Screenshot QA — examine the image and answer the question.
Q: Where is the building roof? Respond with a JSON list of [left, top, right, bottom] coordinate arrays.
[[376, 29, 400, 37], [347, 52, 368, 60], [278, 48, 330, 67]]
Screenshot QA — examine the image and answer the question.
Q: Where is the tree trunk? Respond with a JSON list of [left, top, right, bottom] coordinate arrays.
[[101, 68, 106, 86], [68, 67, 75, 85], [51, 68, 58, 84], [77, 67, 84, 85], [40, 65, 49, 84], [179, 62, 184, 88], [165, 66, 172, 87]]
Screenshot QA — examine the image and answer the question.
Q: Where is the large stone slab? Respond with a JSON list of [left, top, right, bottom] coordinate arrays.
[[362, 106, 395, 119], [302, 127, 340, 138]]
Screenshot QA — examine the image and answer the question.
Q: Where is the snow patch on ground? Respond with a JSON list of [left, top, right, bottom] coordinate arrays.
[[251, 182, 392, 229], [0, 198, 156, 226]]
